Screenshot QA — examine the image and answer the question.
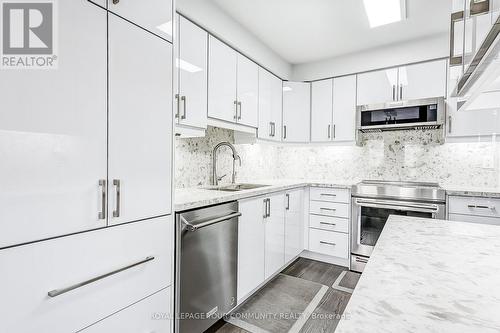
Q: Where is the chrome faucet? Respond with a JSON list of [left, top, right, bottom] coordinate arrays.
[[212, 142, 241, 185]]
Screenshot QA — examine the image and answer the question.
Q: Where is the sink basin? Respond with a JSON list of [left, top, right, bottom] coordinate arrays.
[[205, 183, 270, 192]]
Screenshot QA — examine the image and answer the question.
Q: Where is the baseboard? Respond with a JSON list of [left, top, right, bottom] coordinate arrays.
[[300, 250, 349, 268]]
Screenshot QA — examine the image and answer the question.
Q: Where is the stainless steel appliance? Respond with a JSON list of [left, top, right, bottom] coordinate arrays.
[[356, 97, 445, 135], [351, 180, 445, 272], [175, 202, 241, 333]]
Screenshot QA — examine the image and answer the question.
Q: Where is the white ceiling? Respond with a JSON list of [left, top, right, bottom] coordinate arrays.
[[211, 0, 451, 64]]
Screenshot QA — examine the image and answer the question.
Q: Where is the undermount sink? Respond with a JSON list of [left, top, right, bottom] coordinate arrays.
[[205, 183, 270, 192]]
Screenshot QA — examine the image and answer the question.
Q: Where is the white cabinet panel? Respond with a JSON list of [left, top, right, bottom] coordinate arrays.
[[0, 216, 172, 333], [258, 68, 282, 141], [237, 55, 259, 127], [309, 228, 349, 259], [399, 60, 447, 101], [333, 75, 357, 142], [237, 197, 266, 302], [357, 68, 398, 105], [107, 0, 173, 41], [309, 215, 349, 234], [0, 0, 107, 248], [108, 16, 172, 225], [208, 36, 238, 123], [82, 288, 172, 333], [446, 98, 500, 137], [449, 213, 500, 226], [310, 201, 349, 219], [265, 193, 286, 279], [177, 16, 208, 129], [448, 196, 500, 218], [283, 82, 311, 142], [285, 189, 304, 262], [311, 79, 333, 142], [89, 0, 107, 8], [310, 187, 350, 203]]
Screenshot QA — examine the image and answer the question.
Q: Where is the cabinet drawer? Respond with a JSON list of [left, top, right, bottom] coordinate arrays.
[[310, 201, 349, 218], [0, 216, 172, 333], [448, 196, 500, 217], [449, 213, 500, 226], [309, 229, 349, 259], [81, 287, 172, 333], [310, 187, 350, 203], [309, 215, 349, 233]]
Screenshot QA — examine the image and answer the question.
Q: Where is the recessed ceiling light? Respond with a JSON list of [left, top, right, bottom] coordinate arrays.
[[363, 0, 406, 28]]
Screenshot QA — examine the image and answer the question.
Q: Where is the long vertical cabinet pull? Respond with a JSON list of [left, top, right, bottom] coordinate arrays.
[[286, 194, 290, 210], [328, 125, 331, 139], [98, 180, 107, 220], [333, 124, 336, 139], [181, 96, 187, 119], [175, 94, 180, 119], [399, 84, 403, 101], [238, 101, 242, 120], [266, 198, 271, 217], [448, 116, 452, 134], [113, 179, 121, 218], [234, 101, 238, 120], [263, 199, 268, 218], [283, 125, 287, 139], [392, 85, 396, 101]]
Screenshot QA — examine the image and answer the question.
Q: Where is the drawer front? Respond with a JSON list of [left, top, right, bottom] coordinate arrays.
[[448, 196, 500, 217], [310, 187, 350, 203], [309, 214, 349, 233], [0, 216, 173, 333], [309, 229, 349, 259], [449, 213, 500, 226], [81, 287, 172, 333], [310, 201, 349, 218]]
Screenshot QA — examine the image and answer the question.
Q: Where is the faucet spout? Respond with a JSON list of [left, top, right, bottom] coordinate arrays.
[[212, 142, 241, 186]]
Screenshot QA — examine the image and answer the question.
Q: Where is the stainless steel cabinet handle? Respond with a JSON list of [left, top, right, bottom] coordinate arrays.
[[113, 179, 121, 218], [355, 198, 439, 214], [112, 0, 119, 4], [328, 125, 331, 139], [283, 125, 287, 139], [399, 84, 403, 101], [181, 212, 242, 231], [392, 85, 396, 101], [448, 115, 452, 134], [47, 256, 155, 298], [320, 193, 337, 197], [181, 96, 186, 120], [286, 194, 290, 210], [267, 198, 271, 217], [263, 199, 268, 218], [269, 122, 273, 137], [237, 102, 242, 120], [320, 222, 336, 226], [468, 204, 495, 210], [355, 257, 368, 264], [175, 94, 180, 119], [234, 101, 238, 120], [98, 179, 106, 220], [271, 122, 275, 137], [320, 241, 336, 246], [320, 208, 336, 211], [333, 124, 336, 139]]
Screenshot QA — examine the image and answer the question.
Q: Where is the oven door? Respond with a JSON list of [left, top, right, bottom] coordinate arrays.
[[351, 197, 445, 257]]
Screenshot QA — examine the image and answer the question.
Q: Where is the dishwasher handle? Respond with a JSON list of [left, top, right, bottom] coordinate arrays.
[[181, 212, 241, 232]]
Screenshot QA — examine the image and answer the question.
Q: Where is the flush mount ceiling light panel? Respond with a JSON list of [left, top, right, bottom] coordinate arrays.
[[363, 0, 407, 28]]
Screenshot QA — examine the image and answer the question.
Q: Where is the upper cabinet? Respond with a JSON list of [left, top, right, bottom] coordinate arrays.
[[176, 15, 208, 130], [357, 59, 447, 105], [283, 82, 311, 142], [258, 69, 283, 141], [333, 75, 357, 142], [311, 79, 333, 142], [208, 36, 258, 128], [107, 0, 173, 42]]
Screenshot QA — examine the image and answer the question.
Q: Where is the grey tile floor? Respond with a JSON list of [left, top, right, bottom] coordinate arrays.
[[208, 258, 361, 333]]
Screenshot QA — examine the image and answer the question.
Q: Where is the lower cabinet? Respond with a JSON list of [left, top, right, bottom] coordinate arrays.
[[285, 189, 304, 262], [81, 287, 172, 333], [264, 193, 286, 279], [448, 196, 500, 225]]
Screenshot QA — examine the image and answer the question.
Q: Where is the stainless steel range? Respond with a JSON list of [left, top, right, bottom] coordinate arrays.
[[351, 180, 446, 272]]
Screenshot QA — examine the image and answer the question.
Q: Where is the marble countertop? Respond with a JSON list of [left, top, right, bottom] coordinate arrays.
[[443, 185, 500, 198], [174, 180, 353, 211], [336, 215, 500, 333]]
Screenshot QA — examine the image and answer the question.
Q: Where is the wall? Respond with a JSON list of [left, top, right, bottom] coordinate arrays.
[[291, 33, 449, 81], [177, 0, 292, 79], [175, 127, 500, 189]]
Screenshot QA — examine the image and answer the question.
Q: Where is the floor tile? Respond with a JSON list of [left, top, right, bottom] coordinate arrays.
[[282, 257, 347, 286], [338, 271, 361, 290], [210, 322, 251, 333]]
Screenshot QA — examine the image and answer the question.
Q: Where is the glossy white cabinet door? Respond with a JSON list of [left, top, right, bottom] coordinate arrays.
[[258, 69, 283, 141], [107, 0, 173, 41], [265, 193, 286, 279], [237, 54, 259, 127], [208, 36, 238, 123], [285, 189, 304, 262], [399, 59, 447, 101], [446, 98, 500, 137], [237, 197, 266, 302], [178, 16, 208, 129], [283, 82, 311, 142], [89, 0, 106, 8], [357, 68, 398, 105], [311, 79, 333, 142], [270, 77, 284, 141], [108, 15, 173, 225], [333, 75, 357, 142], [82, 288, 172, 333], [0, 0, 107, 248]]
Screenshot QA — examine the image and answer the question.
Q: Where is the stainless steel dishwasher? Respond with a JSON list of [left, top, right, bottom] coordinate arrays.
[[175, 201, 240, 333]]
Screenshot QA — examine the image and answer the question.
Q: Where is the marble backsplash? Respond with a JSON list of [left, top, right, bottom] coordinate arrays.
[[175, 127, 500, 189]]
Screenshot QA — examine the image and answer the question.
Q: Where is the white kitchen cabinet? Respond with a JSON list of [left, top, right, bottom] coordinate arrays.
[[237, 197, 266, 302], [208, 36, 238, 123], [399, 60, 447, 101], [285, 189, 304, 262], [108, 15, 173, 225], [107, 0, 173, 41], [237, 54, 259, 127], [258, 68, 282, 141], [0, 0, 107, 248], [311, 79, 333, 142], [82, 288, 172, 333], [283, 82, 311, 142], [265, 193, 286, 279], [357, 68, 398, 105], [333, 75, 357, 142], [176, 15, 208, 130], [0, 216, 172, 333]]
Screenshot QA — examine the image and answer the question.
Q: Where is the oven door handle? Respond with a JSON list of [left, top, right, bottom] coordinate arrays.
[[355, 198, 440, 214]]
